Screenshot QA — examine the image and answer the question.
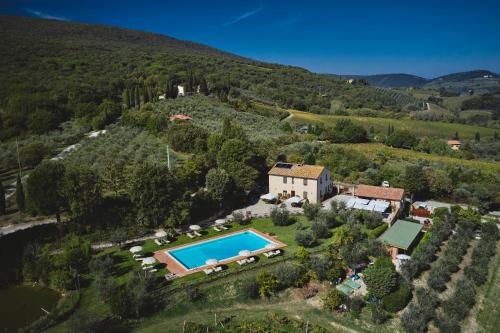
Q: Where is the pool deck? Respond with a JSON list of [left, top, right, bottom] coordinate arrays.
[[154, 228, 286, 277]]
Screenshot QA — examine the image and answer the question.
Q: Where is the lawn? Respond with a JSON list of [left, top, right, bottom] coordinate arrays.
[[335, 143, 500, 172], [288, 109, 497, 139]]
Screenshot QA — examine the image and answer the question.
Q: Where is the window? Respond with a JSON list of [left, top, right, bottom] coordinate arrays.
[[283, 177, 287, 184], [303, 178, 308, 186], [292, 177, 294, 184], [283, 190, 287, 196]]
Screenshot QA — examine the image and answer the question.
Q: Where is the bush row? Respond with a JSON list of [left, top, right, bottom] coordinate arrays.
[[427, 223, 474, 292], [436, 222, 498, 332], [401, 214, 454, 282]]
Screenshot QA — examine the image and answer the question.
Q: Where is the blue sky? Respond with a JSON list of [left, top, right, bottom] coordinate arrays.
[[2, 0, 500, 77]]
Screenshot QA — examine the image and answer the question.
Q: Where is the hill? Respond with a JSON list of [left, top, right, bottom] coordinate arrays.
[[337, 70, 500, 93], [0, 15, 402, 140]]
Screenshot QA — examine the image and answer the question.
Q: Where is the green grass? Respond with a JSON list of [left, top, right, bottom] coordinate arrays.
[[289, 109, 497, 139], [335, 143, 500, 172], [476, 248, 500, 332]]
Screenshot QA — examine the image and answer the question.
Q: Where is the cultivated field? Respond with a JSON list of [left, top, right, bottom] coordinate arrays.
[[288, 109, 497, 139]]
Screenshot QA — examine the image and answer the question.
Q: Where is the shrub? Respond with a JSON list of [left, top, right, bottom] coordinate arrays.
[[239, 277, 259, 299], [311, 220, 331, 239], [382, 284, 411, 313], [369, 302, 388, 324], [270, 207, 293, 226], [232, 211, 250, 225], [349, 296, 364, 318], [323, 288, 344, 312], [303, 202, 321, 220], [310, 255, 332, 281], [295, 229, 316, 247], [255, 271, 279, 298], [185, 287, 203, 302], [274, 262, 306, 288]]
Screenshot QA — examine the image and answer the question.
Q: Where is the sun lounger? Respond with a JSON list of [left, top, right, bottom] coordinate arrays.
[[220, 225, 229, 230], [194, 231, 202, 237], [263, 252, 271, 258], [187, 232, 195, 239], [213, 226, 222, 232], [273, 249, 282, 256], [246, 257, 255, 263], [214, 266, 223, 272], [154, 239, 162, 246], [204, 268, 214, 275], [142, 266, 151, 270], [237, 259, 247, 265], [133, 254, 141, 258], [135, 257, 144, 261], [148, 268, 158, 273], [161, 238, 171, 244]]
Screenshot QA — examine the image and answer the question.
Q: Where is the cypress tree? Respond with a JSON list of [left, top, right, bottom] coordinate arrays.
[[123, 89, 130, 109], [16, 174, 25, 212], [0, 182, 5, 215], [134, 87, 140, 108], [475, 132, 480, 142], [200, 77, 209, 95]]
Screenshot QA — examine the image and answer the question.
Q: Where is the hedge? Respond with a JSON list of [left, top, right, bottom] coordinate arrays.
[[382, 284, 411, 313], [368, 223, 388, 239]]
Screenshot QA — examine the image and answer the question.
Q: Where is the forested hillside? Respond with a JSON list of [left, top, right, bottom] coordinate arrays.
[[0, 15, 402, 140]]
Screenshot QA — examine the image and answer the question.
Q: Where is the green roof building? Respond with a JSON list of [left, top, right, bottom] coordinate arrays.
[[379, 219, 423, 259]]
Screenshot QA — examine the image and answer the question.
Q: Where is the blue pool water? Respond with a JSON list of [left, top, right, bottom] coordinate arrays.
[[167, 230, 273, 269]]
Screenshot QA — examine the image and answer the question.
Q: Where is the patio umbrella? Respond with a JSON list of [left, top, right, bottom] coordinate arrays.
[[215, 219, 226, 225], [189, 225, 201, 231], [155, 230, 167, 238], [142, 257, 156, 265], [205, 258, 218, 266], [239, 250, 251, 257], [265, 243, 277, 250], [129, 246, 143, 253], [396, 254, 411, 260]]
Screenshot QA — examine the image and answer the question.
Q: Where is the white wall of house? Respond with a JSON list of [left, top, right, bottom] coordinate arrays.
[[268, 169, 331, 203]]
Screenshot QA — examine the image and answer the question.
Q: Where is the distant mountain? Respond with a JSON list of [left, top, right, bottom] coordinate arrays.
[[335, 70, 500, 94]]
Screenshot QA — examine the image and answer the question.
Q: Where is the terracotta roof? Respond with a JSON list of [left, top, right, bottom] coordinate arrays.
[[447, 140, 461, 145], [268, 163, 326, 179], [170, 114, 192, 121], [354, 184, 404, 201]]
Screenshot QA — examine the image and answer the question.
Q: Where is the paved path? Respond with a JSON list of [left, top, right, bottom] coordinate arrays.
[[0, 218, 58, 236]]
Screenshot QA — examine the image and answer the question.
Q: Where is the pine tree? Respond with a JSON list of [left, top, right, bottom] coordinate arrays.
[[16, 174, 25, 212], [0, 182, 6, 215]]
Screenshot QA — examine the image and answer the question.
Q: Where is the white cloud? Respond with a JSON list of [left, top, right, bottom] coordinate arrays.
[[24, 8, 68, 21], [222, 5, 264, 27]]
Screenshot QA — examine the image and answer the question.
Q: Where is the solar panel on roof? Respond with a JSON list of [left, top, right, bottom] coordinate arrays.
[[275, 162, 293, 169]]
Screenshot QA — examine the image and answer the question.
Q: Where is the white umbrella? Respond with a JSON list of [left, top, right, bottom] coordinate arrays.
[[142, 257, 156, 265], [189, 225, 201, 231], [396, 254, 411, 260], [129, 246, 143, 253], [155, 230, 167, 238], [239, 250, 251, 257], [205, 258, 218, 266], [215, 219, 226, 225], [265, 243, 277, 250]]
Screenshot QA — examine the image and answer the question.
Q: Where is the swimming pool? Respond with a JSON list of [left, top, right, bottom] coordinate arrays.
[[166, 230, 275, 270]]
